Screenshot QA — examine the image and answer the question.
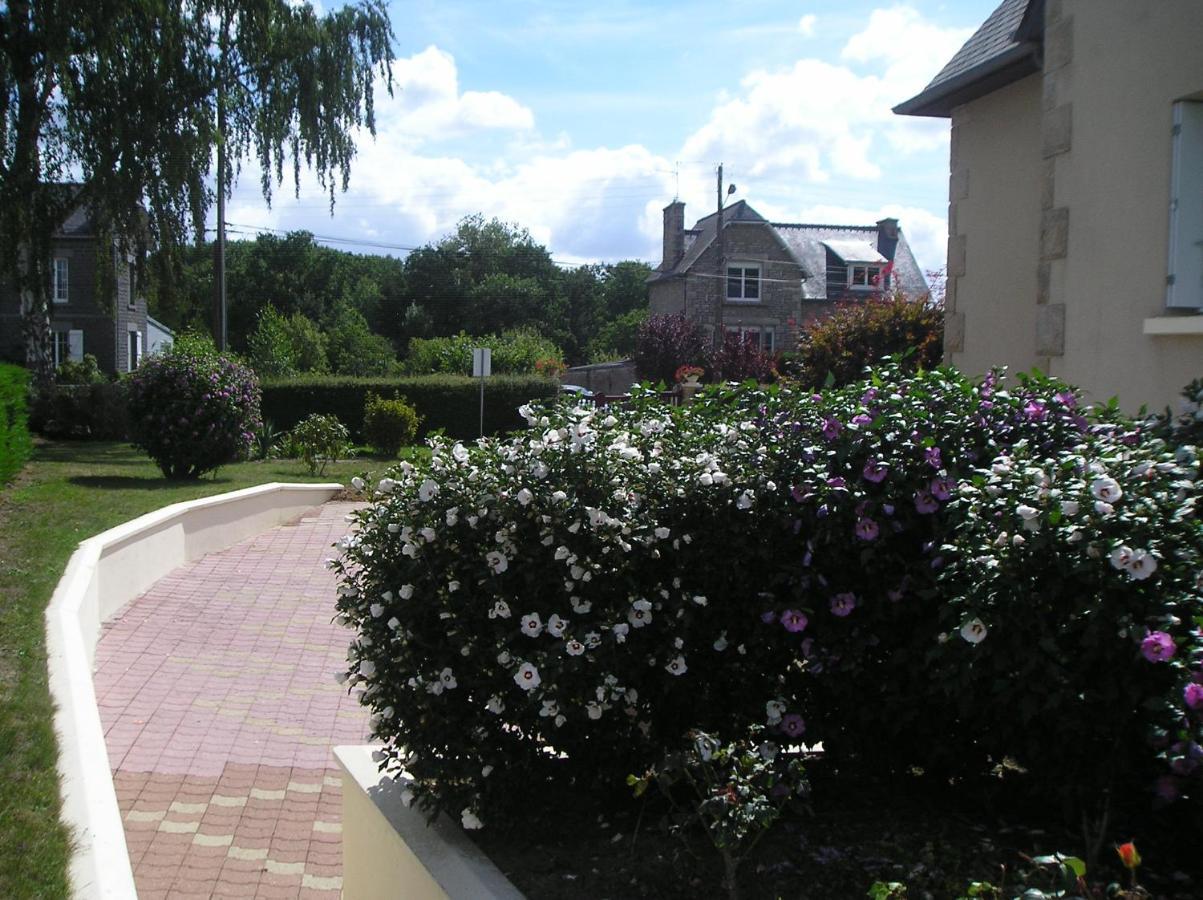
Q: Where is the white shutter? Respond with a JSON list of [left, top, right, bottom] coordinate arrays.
[[1167, 101, 1203, 309], [67, 329, 84, 362]]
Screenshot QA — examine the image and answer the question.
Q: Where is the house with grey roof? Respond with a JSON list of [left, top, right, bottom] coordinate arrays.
[[0, 195, 150, 376], [648, 199, 927, 352], [895, 0, 1203, 412]]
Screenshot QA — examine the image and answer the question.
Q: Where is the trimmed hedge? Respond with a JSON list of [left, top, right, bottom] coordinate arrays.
[[260, 375, 560, 441], [0, 363, 32, 484], [29, 383, 130, 440]]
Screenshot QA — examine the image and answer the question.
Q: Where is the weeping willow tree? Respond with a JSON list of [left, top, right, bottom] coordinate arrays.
[[0, 0, 393, 383]]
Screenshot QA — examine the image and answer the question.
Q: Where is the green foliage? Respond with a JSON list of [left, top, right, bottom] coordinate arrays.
[[0, 363, 32, 484], [126, 349, 261, 479], [363, 392, 421, 457], [246, 306, 299, 378], [1152, 377, 1203, 447], [169, 329, 222, 360], [261, 374, 559, 441], [0, 1, 394, 382], [54, 354, 107, 385], [289, 413, 352, 476], [403, 329, 564, 376], [282, 312, 329, 373], [29, 383, 129, 440], [796, 293, 943, 388], [326, 304, 396, 376], [588, 308, 647, 362], [330, 364, 1202, 834]]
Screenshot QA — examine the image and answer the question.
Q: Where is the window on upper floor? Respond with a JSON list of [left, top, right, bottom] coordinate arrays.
[[1168, 100, 1203, 309], [848, 264, 883, 291], [726, 263, 760, 302], [52, 258, 68, 304]]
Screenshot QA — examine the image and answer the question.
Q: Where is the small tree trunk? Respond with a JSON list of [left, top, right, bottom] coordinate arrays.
[[721, 850, 741, 900]]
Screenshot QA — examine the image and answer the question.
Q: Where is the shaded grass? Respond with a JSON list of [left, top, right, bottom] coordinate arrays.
[[0, 440, 423, 896]]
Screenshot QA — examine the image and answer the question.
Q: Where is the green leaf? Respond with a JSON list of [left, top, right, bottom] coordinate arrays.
[[1062, 856, 1086, 878]]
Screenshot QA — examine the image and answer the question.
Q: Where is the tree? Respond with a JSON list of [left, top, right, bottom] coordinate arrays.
[[0, 0, 394, 383], [246, 305, 298, 378], [326, 303, 394, 376]]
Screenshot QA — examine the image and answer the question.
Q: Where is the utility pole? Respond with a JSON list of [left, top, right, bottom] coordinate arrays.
[[714, 163, 725, 350], [212, 15, 229, 352]]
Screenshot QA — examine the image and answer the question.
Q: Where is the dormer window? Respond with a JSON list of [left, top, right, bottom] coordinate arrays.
[[727, 263, 760, 301], [848, 264, 883, 290]]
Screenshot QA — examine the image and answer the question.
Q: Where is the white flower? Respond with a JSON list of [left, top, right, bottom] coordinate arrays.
[[516, 488, 534, 506], [665, 655, 687, 676], [400, 584, 414, 600], [448, 580, 460, 592], [387, 522, 401, 533], [482, 765, 494, 777], [532, 461, 549, 480], [369, 603, 384, 618], [1016, 504, 1040, 521], [571, 597, 592, 614], [488, 600, 511, 619], [1126, 549, 1158, 580], [1094, 500, 1115, 517], [439, 667, 458, 689], [426, 681, 444, 695], [350, 476, 365, 491], [612, 623, 629, 643], [1109, 546, 1133, 570], [378, 477, 396, 493], [497, 650, 511, 665], [1090, 477, 1122, 503], [452, 443, 469, 463], [713, 632, 728, 652], [461, 808, 483, 830], [547, 614, 568, 637], [359, 660, 376, 679], [758, 741, 778, 762], [420, 527, 436, 542], [554, 545, 570, 561], [765, 699, 785, 725], [521, 613, 544, 637], [486, 694, 505, 714], [584, 631, 602, 648], [539, 699, 559, 717], [1060, 500, 1080, 516], [692, 595, 708, 607], [627, 604, 652, 628], [486, 550, 509, 574], [960, 618, 988, 644], [514, 662, 541, 690], [654, 526, 670, 539], [418, 479, 439, 502], [552, 490, 568, 503], [519, 404, 537, 426], [387, 617, 400, 630], [565, 639, 586, 656], [586, 701, 603, 720], [736, 491, 753, 510]]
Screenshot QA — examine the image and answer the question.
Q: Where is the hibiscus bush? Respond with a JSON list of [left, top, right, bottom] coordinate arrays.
[[333, 364, 1201, 830], [127, 347, 260, 479]]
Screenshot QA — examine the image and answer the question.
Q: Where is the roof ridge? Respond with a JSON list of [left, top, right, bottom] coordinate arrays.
[[771, 223, 879, 231]]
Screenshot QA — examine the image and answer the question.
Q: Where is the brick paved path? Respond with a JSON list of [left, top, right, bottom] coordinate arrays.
[[94, 502, 371, 899]]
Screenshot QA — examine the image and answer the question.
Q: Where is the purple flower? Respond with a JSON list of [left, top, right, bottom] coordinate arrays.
[[821, 417, 842, 441], [830, 593, 856, 617], [851, 413, 873, 426], [781, 714, 806, 738], [781, 609, 809, 633], [826, 476, 846, 490], [1184, 682, 1203, 710], [1023, 399, 1047, 421], [924, 446, 942, 469], [790, 485, 806, 503], [1054, 390, 1077, 408], [930, 476, 956, 502], [854, 518, 879, 541], [1141, 631, 1176, 663], [860, 388, 878, 404], [760, 610, 778, 625], [887, 586, 904, 602], [862, 459, 888, 483], [914, 490, 939, 515]]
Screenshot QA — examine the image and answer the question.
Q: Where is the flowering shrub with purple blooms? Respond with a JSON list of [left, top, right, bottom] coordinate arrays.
[[333, 363, 1201, 829], [127, 348, 261, 479]]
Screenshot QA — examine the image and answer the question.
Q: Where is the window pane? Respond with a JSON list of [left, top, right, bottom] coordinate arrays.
[[727, 270, 741, 298], [745, 268, 760, 299]]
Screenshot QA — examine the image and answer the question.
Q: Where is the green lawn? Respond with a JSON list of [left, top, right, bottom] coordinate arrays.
[[0, 441, 418, 897]]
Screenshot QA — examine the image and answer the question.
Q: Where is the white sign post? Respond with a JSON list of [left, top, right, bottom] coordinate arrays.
[[472, 348, 492, 437]]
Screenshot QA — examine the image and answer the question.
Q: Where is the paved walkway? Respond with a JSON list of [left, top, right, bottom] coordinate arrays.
[[94, 502, 371, 899]]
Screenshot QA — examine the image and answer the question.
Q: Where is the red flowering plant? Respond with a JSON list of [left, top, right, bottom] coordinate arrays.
[[674, 364, 705, 384]]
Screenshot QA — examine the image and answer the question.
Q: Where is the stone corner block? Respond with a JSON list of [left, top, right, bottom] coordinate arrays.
[[1036, 303, 1066, 356], [1041, 208, 1069, 261]]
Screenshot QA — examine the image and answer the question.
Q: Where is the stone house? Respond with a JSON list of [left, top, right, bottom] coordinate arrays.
[[0, 201, 149, 376], [647, 199, 927, 352], [894, 0, 1203, 412]]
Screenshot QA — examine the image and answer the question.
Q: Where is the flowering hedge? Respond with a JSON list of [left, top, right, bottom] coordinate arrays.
[[127, 349, 260, 479], [334, 365, 1201, 827]]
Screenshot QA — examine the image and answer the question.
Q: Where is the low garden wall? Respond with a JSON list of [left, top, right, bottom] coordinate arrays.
[[44, 482, 341, 899]]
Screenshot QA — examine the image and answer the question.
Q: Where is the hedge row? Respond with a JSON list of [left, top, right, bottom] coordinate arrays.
[[0, 363, 32, 484], [28, 383, 130, 440], [260, 375, 560, 441]]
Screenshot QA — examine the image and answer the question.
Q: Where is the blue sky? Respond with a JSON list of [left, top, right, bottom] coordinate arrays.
[[224, 1, 1000, 275]]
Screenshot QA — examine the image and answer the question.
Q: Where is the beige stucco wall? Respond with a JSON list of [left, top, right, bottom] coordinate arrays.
[[947, 0, 1203, 413], [946, 73, 1045, 379]]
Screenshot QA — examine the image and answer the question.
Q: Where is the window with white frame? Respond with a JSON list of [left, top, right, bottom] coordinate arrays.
[[847, 264, 883, 290], [128, 329, 143, 371], [726, 263, 761, 301], [52, 258, 69, 304], [1167, 100, 1203, 309], [52, 331, 69, 367]]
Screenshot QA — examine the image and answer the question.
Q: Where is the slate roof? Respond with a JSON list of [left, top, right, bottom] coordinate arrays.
[[821, 239, 887, 264], [893, 0, 1044, 118], [650, 200, 929, 300]]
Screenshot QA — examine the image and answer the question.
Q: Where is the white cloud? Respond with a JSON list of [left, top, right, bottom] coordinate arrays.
[[798, 14, 817, 37]]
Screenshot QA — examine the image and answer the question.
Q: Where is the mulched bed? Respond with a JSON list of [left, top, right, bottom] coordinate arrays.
[[470, 759, 1202, 899]]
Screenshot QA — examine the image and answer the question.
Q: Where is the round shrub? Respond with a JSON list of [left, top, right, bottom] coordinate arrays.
[[289, 413, 352, 476], [126, 348, 260, 479], [333, 365, 1201, 829], [363, 392, 421, 457], [633, 313, 708, 384]]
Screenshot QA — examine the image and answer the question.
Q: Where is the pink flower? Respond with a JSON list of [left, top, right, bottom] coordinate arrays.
[[854, 518, 879, 541], [1140, 631, 1176, 663], [781, 714, 806, 738], [1184, 682, 1203, 710], [830, 593, 856, 617], [780, 609, 809, 633]]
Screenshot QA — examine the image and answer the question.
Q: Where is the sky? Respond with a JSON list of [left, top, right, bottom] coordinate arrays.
[[222, 0, 1000, 276]]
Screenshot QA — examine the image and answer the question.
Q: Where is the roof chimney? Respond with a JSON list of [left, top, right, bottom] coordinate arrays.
[[662, 201, 685, 270], [876, 217, 899, 259]]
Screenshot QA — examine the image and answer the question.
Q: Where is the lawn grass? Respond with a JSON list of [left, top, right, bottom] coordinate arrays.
[[0, 440, 421, 896]]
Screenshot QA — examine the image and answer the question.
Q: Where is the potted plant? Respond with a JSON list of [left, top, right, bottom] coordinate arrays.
[[674, 364, 704, 386]]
